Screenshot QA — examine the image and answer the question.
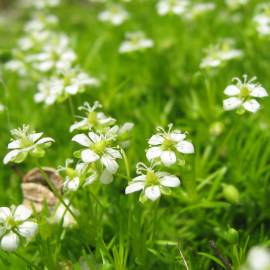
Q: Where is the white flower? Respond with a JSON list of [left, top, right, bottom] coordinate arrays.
[[185, 3, 215, 20], [24, 14, 58, 33], [70, 101, 116, 132], [98, 4, 129, 25], [27, 0, 60, 9], [226, 0, 249, 9], [200, 39, 242, 69], [3, 125, 54, 164], [240, 246, 270, 270], [27, 35, 76, 72], [0, 205, 38, 251], [72, 131, 122, 184], [119, 31, 154, 54], [125, 162, 180, 201], [52, 199, 78, 228], [157, 0, 189, 16], [59, 159, 98, 192], [253, 4, 270, 37], [146, 124, 194, 167], [223, 75, 268, 113], [0, 103, 4, 113]]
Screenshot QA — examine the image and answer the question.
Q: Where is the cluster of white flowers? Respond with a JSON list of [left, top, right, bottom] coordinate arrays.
[[253, 4, 270, 37], [156, 0, 215, 20], [200, 38, 243, 69], [0, 205, 38, 251], [98, 4, 129, 26], [119, 31, 154, 53], [3, 125, 54, 164], [5, 10, 99, 106], [223, 75, 268, 114], [240, 246, 270, 270], [125, 124, 194, 202], [60, 101, 133, 192]]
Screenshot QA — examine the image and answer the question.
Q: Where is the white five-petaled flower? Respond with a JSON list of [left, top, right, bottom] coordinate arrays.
[[125, 162, 180, 201], [72, 131, 122, 184], [0, 205, 38, 251], [3, 125, 54, 164], [119, 31, 154, 54], [157, 0, 189, 16], [200, 39, 242, 69], [98, 4, 129, 25], [70, 101, 116, 132], [223, 75, 268, 113], [146, 124, 194, 167]]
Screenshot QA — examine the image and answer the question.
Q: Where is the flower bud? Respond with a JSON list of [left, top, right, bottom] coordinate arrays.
[[222, 184, 240, 204]]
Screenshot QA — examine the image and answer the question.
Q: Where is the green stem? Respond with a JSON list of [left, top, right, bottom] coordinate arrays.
[[68, 96, 76, 121], [35, 162, 80, 225], [13, 252, 40, 270]]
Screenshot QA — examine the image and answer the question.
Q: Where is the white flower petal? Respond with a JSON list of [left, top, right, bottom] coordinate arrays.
[[160, 151, 176, 166], [101, 155, 119, 173], [223, 97, 242, 111], [160, 175, 180, 187], [224, 85, 240, 96], [148, 134, 164, 145], [106, 148, 122, 159], [133, 175, 146, 182], [250, 86, 268, 98], [65, 177, 80, 191], [0, 232, 20, 251], [72, 134, 91, 147], [146, 147, 162, 161], [243, 99, 260, 113], [0, 207, 11, 222], [29, 133, 43, 142], [14, 205, 32, 222], [88, 132, 100, 143], [125, 182, 144, 194], [176, 141, 195, 154], [18, 221, 38, 238], [81, 149, 99, 163], [100, 170, 113, 184], [36, 137, 54, 145], [7, 140, 20, 149], [3, 150, 21, 164], [145, 186, 161, 201], [169, 132, 186, 142]]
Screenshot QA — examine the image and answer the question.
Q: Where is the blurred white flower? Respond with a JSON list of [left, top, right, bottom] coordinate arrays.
[[226, 0, 249, 9], [0, 205, 38, 251], [98, 4, 129, 25], [27, 35, 76, 72], [223, 75, 268, 113], [119, 31, 154, 53], [52, 199, 78, 228], [72, 131, 122, 184], [70, 101, 116, 132], [27, 0, 60, 9], [254, 4, 270, 37], [35, 68, 99, 105], [157, 0, 189, 16], [0, 103, 4, 113], [200, 39, 242, 69], [3, 125, 54, 164], [146, 124, 194, 167], [185, 2, 215, 20], [125, 162, 180, 202], [240, 246, 270, 270]]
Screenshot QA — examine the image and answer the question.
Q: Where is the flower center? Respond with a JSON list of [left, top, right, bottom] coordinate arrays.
[[162, 137, 175, 150], [92, 141, 106, 155], [146, 170, 159, 186], [20, 136, 33, 148], [240, 86, 250, 98], [6, 216, 16, 230], [66, 168, 77, 178]]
